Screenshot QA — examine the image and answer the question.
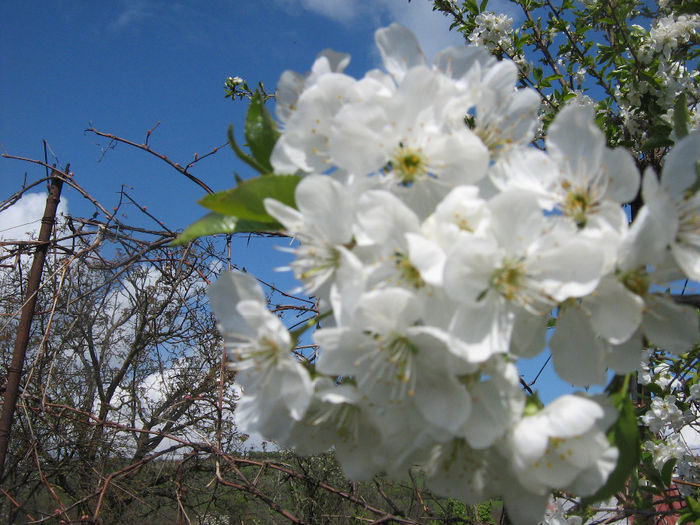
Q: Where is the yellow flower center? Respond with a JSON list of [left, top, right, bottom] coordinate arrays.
[[619, 268, 650, 297], [394, 252, 425, 289], [563, 188, 591, 228], [491, 259, 526, 300], [389, 144, 427, 185]]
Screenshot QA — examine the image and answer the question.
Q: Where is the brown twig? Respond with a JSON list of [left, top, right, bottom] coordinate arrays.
[[85, 127, 219, 195]]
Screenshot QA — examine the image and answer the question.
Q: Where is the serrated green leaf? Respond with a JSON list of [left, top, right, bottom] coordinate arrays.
[[228, 124, 267, 173], [244, 91, 280, 173], [198, 174, 300, 222], [582, 389, 641, 505], [674, 92, 690, 140]]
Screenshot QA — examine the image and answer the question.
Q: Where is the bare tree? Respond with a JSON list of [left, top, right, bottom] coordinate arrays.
[[0, 136, 492, 525]]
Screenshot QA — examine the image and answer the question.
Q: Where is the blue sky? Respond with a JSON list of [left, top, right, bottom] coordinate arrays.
[[0, 0, 469, 228], [0, 0, 639, 403], [0, 1, 457, 282], [0, 0, 470, 272]]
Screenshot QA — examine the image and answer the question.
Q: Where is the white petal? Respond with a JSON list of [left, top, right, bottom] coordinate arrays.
[[544, 395, 605, 438], [354, 190, 420, 248], [488, 190, 546, 253], [263, 197, 303, 232], [534, 239, 604, 302], [414, 370, 472, 434], [295, 175, 353, 243], [509, 308, 548, 358], [672, 241, 700, 282], [313, 49, 351, 75], [434, 44, 495, 80], [602, 146, 640, 203], [279, 360, 314, 420], [661, 131, 700, 197], [503, 485, 550, 525], [448, 296, 514, 363], [406, 233, 445, 286], [643, 296, 699, 353], [375, 23, 426, 82], [586, 277, 643, 344], [550, 308, 608, 387], [208, 270, 266, 335], [606, 331, 643, 374], [547, 104, 604, 182]]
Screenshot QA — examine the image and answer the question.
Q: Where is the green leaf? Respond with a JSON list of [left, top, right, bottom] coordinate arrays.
[[543, 73, 563, 83], [244, 91, 280, 173], [676, 0, 700, 14], [171, 212, 239, 246], [198, 174, 301, 222], [641, 135, 674, 151], [170, 212, 283, 246], [660, 457, 677, 488], [228, 124, 267, 174], [533, 67, 543, 82], [582, 387, 641, 505], [479, 0, 489, 12], [642, 453, 665, 491], [232, 218, 283, 233], [680, 495, 700, 524], [645, 382, 664, 396], [674, 92, 690, 140], [464, 0, 479, 15], [687, 161, 700, 195]]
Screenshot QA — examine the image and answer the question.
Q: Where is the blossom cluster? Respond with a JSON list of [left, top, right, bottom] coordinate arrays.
[[208, 24, 700, 524], [638, 350, 700, 493], [616, 11, 700, 139]]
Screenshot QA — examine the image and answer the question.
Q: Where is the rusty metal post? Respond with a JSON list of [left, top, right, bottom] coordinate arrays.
[[0, 167, 66, 480]]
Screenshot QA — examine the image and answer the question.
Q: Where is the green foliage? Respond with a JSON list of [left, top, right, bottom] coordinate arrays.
[[640, 455, 677, 492], [228, 122, 268, 173], [175, 91, 290, 244], [477, 499, 498, 524], [434, 0, 698, 176], [171, 212, 280, 246], [198, 174, 299, 223], [679, 493, 700, 524], [227, 89, 280, 174], [673, 92, 690, 140], [244, 91, 280, 173], [583, 378, 641, 505]]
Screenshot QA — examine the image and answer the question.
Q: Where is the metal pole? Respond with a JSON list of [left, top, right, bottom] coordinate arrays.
[[0, 166, 66, 480]]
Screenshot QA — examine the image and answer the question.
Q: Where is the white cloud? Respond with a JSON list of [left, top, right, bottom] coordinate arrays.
[[275, 0, 520, 62], [0, 192, 69, 241], [681, 411, 700, 452], [109, 367, 274, 454], [378, 0, 464, 62], [110, 0, 157, 31], [279, 0, 359, 23]]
